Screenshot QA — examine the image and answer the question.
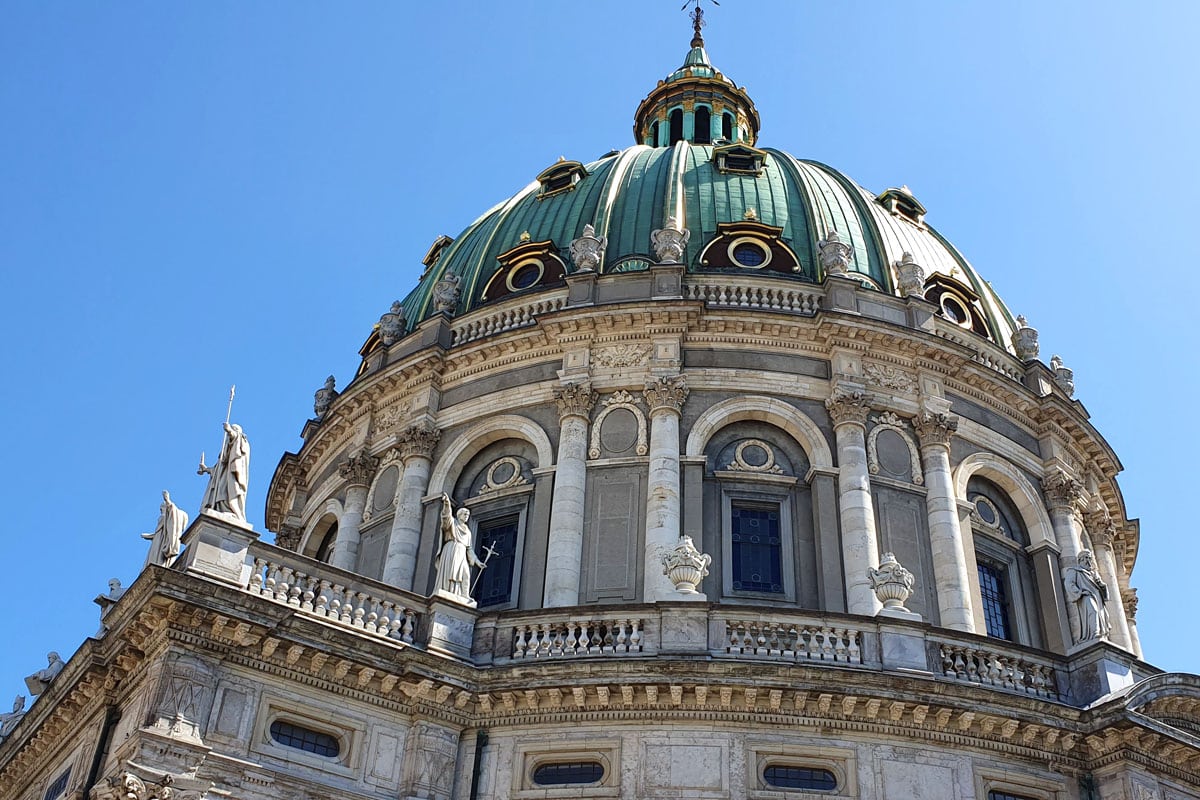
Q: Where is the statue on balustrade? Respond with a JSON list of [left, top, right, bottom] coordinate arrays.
[[198, 422, 251, 522], [1065, 549, 1111, 642], [435, 494, 486, 604], [24, 652, 65, 696], [141, 490, 188, 568], [0, 695, 26, 741]]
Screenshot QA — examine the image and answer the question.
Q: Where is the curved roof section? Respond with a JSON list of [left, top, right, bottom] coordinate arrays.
[[397, 142, 1019, 354]]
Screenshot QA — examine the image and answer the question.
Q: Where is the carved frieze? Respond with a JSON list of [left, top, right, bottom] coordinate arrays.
[[643, 375, 689, 415], [593, 343, 650, 368], [554, 381, 596, 421], [912, 411, 958, 448], [863, 363, 917, 393]]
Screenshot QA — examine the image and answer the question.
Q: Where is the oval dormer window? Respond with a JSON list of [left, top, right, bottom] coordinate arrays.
[[532, 761, 605, 786], [763, 765, 837, 791]]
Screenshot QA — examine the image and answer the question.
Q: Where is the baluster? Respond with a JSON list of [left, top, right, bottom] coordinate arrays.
[[805, 627, 820, 660], [615, 620, 628, 653], [376, 601, 393, 636], [847, 630, 861, 664], [536, 624, 552, 658], [314, 580, 332, 616], [564, 623, 578, 654], [249, 558, 267, 593], [264, 565, 279, 597], [364, 598, 380, 634], [287, 572, 305, 607], [274, 567, 293, 602], [401, 609, 416, 642], [986, 654, 1003, 684], [940, 646, 954, 676], [513, 625, 528, 658], [299, 575, 315, 612], [551, 625, 565, 656], [966, 650, 981, 682], [339, 588, 355, 624], [352, 592, 368, 627], [834, 629, 848, 662], [629, 619, 642, 651], [819, 627, 835, 660]]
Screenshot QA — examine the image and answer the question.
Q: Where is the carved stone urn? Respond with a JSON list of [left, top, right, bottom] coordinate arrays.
[[867, 552, 915, 611], [662, 535, 711, 594], [1010, 315, 1040, 362], [895, 252, 926, 298]]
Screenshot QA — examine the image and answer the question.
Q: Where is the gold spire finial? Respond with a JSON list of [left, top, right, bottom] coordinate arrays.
[[683, 0, 717, 48]]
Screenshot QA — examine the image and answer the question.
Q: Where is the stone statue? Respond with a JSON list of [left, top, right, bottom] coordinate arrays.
[[432, 272, 462, 314], [817, 229, 852, 277], [895, 252, 926, 298], [24, 652, 65, 696], [1050, 354, 1075, 397], [94, 579, 127, 637], [313, 375, 337, 418], [0, 695, 26, 741], [434, 493, 485, 603], [650, 215, 690, 263], [141, 490, 188, 568], [377, 300, 407, 345], [1011, 315, 1040, 361], [1064, 549, 1110, 643], [198, 423, 251, 522], [569, 223, 607, 272]]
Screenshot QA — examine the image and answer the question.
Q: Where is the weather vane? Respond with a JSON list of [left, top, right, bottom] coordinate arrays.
[[682, 0, 718, 46]]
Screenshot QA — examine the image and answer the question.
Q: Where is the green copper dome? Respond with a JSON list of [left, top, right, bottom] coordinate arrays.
[[390, 35, 1020, 356]]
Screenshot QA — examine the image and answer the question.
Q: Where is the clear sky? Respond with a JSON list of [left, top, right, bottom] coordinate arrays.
[[2, 0, 1198, 697]]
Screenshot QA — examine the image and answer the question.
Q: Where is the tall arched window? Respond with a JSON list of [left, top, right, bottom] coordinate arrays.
[[968, 477, 1042, 646], [650, 121, 660, 147], [722, 112, 734, 141], [669, 108, 684, 145], [694, 106, 712, 144]]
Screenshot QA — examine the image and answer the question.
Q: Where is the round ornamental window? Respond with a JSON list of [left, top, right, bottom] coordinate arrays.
[[506, 259, 544, 292], [763, 765, 837, 792], [875, 429, 911, 477], [490, 459, 516, 485], [532, 761, 605, 786], [975, 496, 999, 527], [941, 294, 971, 326], [728, 237, 772, 269], [740, 442, 770, 467]]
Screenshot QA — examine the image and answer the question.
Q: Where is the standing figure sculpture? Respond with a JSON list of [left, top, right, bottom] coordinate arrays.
[[1064, 549, 1111, 642], [198, 423, 251, 522], [24, 652, 65, 696], [434, 493, 485, 603], [141, 490, 189, 568]]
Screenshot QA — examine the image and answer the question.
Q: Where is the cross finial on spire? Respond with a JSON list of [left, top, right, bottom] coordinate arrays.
[[683, 0, 717, 48]]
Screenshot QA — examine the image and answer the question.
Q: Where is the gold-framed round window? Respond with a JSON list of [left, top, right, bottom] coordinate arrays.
[[506, 258, 545, 292], [940, 293, 972, 328], [727, 236, 772, 269]]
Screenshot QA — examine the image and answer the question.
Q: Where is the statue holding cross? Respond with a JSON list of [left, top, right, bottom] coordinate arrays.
[[198, 386, 251, 523]]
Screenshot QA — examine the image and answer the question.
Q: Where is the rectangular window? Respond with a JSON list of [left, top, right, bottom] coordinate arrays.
[[988, 792, 1039, 800], [731, 503, 783, 593], [473, 515, 519, 607], [977, 562, 1012, 640], [43, 769, 70, 800]]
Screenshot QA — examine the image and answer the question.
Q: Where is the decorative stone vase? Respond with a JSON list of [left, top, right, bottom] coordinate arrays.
[[377, 301, 406, 345], [1050, 355, 1075, 397], [895, 252, 925, 298], [662, 535, 711, 594], [818, 229, 852, 277], [1010, 315, 1040, 361], [867, 552, 915, 611]]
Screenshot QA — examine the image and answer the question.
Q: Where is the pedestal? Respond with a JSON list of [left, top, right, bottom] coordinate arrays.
[[424, 597, 478, 660], [177, 511, 258, 587]]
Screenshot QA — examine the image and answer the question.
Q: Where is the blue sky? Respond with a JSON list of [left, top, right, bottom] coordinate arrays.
[[1, 0, 1198, 696]]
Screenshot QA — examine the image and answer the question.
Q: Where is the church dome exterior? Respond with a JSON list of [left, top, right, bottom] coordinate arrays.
[[4, 13, 1199, 800]]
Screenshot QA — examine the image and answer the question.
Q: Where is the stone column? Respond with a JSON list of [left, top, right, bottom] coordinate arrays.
[[381, 425, 441, 590], [1122, 587, 1143, 658], [330, 452, 379, 572], [1084, 508, 1132, 651], [642, 375, 688, 602], [912, 411, 975, 633], [1042, 470, 1085, 647], [825, 391, 881, 617], [543, 382, 596, 607]]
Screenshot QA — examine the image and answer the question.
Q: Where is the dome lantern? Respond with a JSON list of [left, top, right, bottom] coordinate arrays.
[[633, 5, 761, 147]]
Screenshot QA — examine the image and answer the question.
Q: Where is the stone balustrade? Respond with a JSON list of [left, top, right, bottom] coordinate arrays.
[[510, 618, 645, 660], [244, 543, 421, 644], [450, 291, 568, 346], [683, 277, 821, 314], [933, 636, 1064, 700], [722, 616, 864, 665], [931, 317, 1024, 381]]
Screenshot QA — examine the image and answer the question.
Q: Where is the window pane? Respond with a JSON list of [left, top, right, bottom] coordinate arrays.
[[695, 106, 712, 144], [763, 765, 837, 791], [670, 109, 684, 144], [731, 504, 783, 593], [269, 720, 341, 758], [988, 791, 1038, 800], [977, 563, 1013, 640], [532, 761, 604, 785], [473, 516, 519, 607]]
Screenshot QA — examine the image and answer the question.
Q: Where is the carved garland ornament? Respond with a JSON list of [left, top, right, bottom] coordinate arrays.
[[589, 391, 649, 460], [866, 412, 923, 485], [863, 363, 918, 393], [593, 343, 651, 368], [724, 439, 784, 475]]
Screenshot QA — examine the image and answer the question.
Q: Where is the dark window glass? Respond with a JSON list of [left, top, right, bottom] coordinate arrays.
[[977, 562, 1013, 640], [988, 792, 1038, 800], [695, 106, 712, 144], [733, 242, 766, 267], [650, 121, 659, 146], [43, 769, 70, 800], [510, 263, 541, 289], [722, 112, 734, 141], [669, 109, 684, 144], [269, 720, 341, 758], [941, 295, 968, 323], [731, 503, 783, 593], [316, 522, 338, 563], [763, 765, 837, 791], [532, 761, 605, 786], [473, 515, 519, 607]]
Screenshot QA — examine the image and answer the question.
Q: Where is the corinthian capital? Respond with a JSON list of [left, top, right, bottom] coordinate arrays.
[[274, 524, 302, 552], [912, 411, 958, 448], [339, 451, 380, 487], [554, 381, 596, 421], [395, 424, 441, 461], [1084, 504, 1118, 550], [1121, 587, 1139, 620], [1042, 469, 1084, 512], [643, 375, 689, 415], [825, 391, 870, 428]]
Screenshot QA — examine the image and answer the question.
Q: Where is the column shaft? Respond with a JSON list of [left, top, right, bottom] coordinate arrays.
[[544, 383, 594, 607], [382, 455, 432, 589], [1092, 538, 1132, 650], [643, 377, 688, 602], [331, 484, 368, 572], [1044, 471, 1085, 648], [916, 440, 975, 631], [826, 393, 881, 617]]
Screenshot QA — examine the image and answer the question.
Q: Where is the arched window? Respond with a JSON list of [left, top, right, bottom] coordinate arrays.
[[968, 477, 1042, 646], [650, 121, 660, 147], [722, 111, 734, 141], [669, 108, 684, 145], [695, 106, 712, 144], [315, 520, 337, 563]]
